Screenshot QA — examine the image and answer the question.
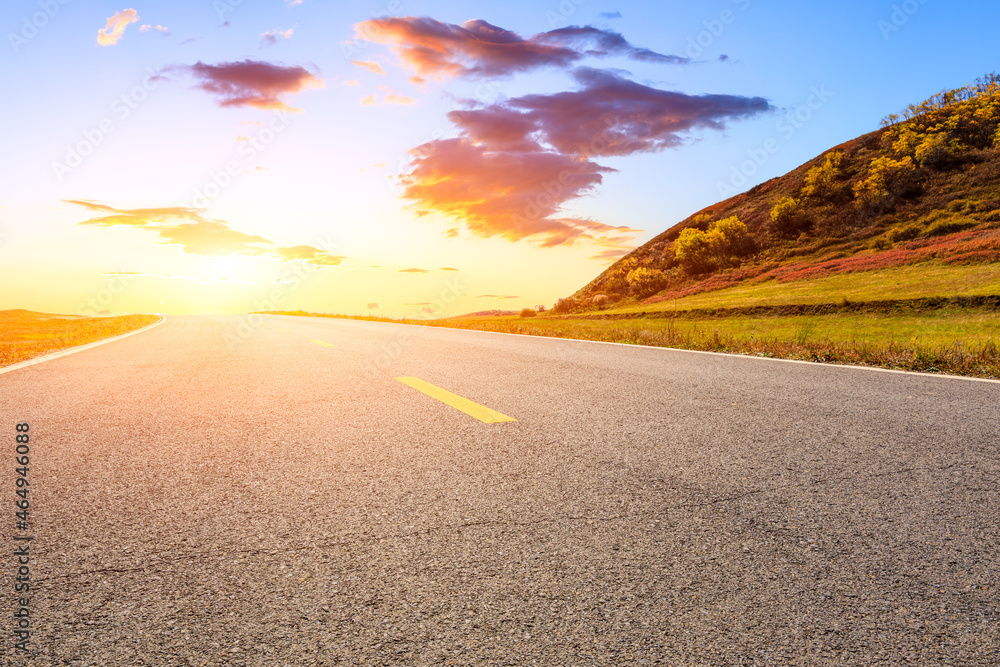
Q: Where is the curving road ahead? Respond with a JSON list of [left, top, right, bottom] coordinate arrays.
[[2, 314, 999, 665]]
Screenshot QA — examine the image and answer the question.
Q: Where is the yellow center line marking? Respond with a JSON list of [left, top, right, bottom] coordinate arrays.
[[276, 327, 291, 332], [395, 376, 516, 424], [311, 339, 335, 347]]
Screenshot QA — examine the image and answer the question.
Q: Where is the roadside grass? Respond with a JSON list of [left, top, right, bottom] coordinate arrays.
[[419, 312, 1000, 378], [604, 262, 1000, 313], [0, 310, 160, 367], [271, 306, 1000, 379]]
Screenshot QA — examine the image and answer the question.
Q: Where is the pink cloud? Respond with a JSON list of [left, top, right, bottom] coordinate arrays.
[[353, 17, 688, 80], [172, 59, 323, 111], [400, 69, 770, 247]]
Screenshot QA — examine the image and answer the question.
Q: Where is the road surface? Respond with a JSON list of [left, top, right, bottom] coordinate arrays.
[[2, 314, 998, 665]]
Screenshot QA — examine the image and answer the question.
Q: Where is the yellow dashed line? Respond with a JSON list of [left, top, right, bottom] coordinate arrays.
[[276, 327, 291, 333], [395, 376, 516, 424], [311, 339, 334, 347]]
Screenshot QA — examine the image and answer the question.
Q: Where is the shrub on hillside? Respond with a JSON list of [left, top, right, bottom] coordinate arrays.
[[674, 227, 716, 275], [592, 294, 609, 308], [519, 308, 538, 318], [924, 215, 978, 237], [674, 216, 755, 275], [801, 151, 843, 200], [768, 196, 810, 237], [707, 216, 756, 260], [853, 156, 917, 209], [552, 297, 583, 314], [625, 267, 667, 298], [886, 223, 923, 243]]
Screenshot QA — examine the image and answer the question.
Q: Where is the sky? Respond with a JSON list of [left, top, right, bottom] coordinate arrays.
[[1, 0, 998, 317]]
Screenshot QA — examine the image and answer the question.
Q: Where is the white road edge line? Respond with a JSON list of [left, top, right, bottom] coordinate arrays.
[[267, 315, 1000, 386], [0, 315, 167, 376]]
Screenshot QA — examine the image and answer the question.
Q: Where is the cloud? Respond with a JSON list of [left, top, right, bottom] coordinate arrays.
[[367, 302, 379, 309], [598, 11, 623, 19], [589, 247, 632, 261], [383, 91, 415, 106], [344, 79, 359, 86], [535, 26, 690, 65], [353, 17, 688, 80], [179, 35, 203, 45], [399, 68, 770, 247], [139, 24, 169, 35], [97, 9, 138, 46], [351, 60, 386, 75], [476, 294, 520, 299], [67, 200, 343, 267], [170, 59, 323, 111], [273, 245, 346, 266], [398, 268, 429, 273], [261, 28, 294, 48], [439, 267, 459, 271], [362, 86, 416, 107], [149, 220, 271, 256]]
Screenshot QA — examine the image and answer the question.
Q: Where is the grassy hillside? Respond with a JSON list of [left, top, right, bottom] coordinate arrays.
[[559, 74, 1000, 313]]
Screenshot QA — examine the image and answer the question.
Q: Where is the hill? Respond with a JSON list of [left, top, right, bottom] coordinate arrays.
[[557, 74, 1000, 313]]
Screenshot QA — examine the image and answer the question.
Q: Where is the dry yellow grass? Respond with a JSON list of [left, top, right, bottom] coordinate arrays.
[[0, 310, 160, 367]]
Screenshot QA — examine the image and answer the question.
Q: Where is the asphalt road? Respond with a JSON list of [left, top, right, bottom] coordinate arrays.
[[2, 314, 998, 666]]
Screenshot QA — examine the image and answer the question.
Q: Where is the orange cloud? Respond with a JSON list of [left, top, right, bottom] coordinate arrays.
[[351, 60, 386, 76], [67, 201, 343, 266], [398, 268, 429, 273], [172, 59, 323, 111], [360, 94, 378, 106], [97, 9, 138, 46], [384, 93, 416, 106]]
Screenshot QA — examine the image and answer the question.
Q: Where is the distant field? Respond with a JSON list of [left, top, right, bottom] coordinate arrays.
[[0, 310, 160, 367], [604, 262, 1000, 313]]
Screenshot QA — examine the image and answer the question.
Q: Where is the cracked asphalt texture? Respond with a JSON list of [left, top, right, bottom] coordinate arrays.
[[1, 314, 998, 666]]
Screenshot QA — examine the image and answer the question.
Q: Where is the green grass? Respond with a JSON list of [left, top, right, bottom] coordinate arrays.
[[273, 305, 1000, 379], [0, 310, 160, 367], [424, 312, 1000, 378], [603, 262, 1000, 313]]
